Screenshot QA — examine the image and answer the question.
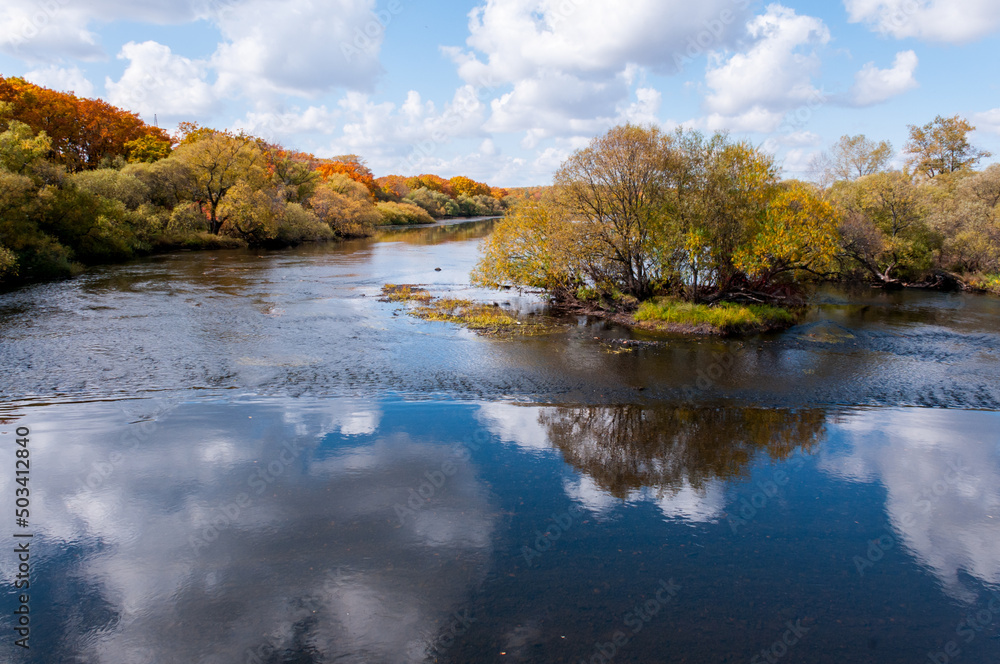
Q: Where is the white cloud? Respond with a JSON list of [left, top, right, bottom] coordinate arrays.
[[0, 1, 103, 62], [105, 41, 218, 122], [449, 0, 750, 144], [24, 65, 95, 97], [232, 106, 341, 144], [700, 107, 788, 133], [850, 49, 918, 106], [455, 0, 750, 84], [211, 0, 386, 100], [844, 0, 1000, 43], [702, 4, 830, 130], [326, 85, 488, 171], [820, 409, 1000, 601], [0, 0, 210, 63], [972, 108, 1000, 135]]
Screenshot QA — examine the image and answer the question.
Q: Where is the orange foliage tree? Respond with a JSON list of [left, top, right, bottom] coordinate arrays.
[[315, 156, 379, 197], [448, 175, 490, 198], [0, 75, 171, 171], [405, 173, 454, 197], [376, 174, 410, 199]]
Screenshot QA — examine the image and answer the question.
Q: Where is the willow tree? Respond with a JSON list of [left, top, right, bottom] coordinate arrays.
[[471, 199, 579, 296], [475, 124, 839, 304], [172, 129, 267, 234], [553, 124, 675, 298]]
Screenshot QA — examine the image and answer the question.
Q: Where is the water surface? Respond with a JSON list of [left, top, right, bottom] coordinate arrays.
[[1, 221, 999, 663]]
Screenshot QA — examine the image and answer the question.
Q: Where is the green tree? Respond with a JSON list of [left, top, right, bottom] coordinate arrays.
[[0, 120, 52, 175], [172, 130, 266, 233], [831, 171, 936, 283], [905, 115, 991, 178], [471, 199, 579, 295]]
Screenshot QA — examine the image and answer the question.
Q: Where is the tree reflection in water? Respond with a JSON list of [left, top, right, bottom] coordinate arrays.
[[541, 405, 827, 499]]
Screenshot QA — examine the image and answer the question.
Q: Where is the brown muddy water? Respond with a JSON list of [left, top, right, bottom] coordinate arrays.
[[1, 219, 999, 663]]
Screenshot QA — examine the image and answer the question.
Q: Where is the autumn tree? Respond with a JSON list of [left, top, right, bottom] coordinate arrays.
[[927, 165, 1000, 273], [316, 156, 379, 197], [906, 115, 991, 178], [125, 135, 172, 163], [449, 175, 490, 198], [471, 199, 579, 295], [553, 124, 676, 298], [172, 129, 267, 234], [0, 75, 171, 170], [831, 171, 937, 284], [815, 134, 893, 184], [376, 174, 410, 199], [309, 174, 382, 237], [733, 181, 840, 290], [265, 145, 319, 203], [476, 125, 839, 303]]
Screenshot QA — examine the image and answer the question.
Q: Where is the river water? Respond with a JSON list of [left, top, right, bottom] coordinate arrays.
[[1, 219, 999, 663]]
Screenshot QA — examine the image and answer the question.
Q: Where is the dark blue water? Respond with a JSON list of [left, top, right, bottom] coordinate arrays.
[[2, 221, 999, 663]]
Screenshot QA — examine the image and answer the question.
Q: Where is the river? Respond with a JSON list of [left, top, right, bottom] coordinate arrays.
[[1, 219, 999, 663]]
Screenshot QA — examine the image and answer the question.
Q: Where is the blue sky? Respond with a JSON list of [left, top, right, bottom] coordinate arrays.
[[1, 0, 999, 186]]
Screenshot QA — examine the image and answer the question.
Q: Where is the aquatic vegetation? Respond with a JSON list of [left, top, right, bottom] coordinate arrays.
[[634, 298, 796, 335], [379, 284, 433, 302], [412, 298, 533, 334], [381, 284, 552, 335]]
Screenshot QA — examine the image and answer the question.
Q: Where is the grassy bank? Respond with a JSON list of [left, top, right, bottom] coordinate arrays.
[[633, 297, 797, 335]]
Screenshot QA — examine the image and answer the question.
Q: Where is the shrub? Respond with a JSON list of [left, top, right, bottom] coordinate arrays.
[[376, 201, 435, 225], [274, 203, 335, 245]]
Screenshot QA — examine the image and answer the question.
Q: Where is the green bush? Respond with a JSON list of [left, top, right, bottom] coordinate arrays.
[[275, 203, 335, 245]]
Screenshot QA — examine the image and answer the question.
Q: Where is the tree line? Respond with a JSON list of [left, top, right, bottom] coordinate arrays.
[[474, 117, 999, 305], [0, 76, 514, 285]]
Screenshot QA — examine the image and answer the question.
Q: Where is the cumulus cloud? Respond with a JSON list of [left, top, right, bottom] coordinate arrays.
[[0, 1, 103, 62], [820, 409, 1000, 602], [454, 0, 750, 83], [844, 0, 1000, 43], [701, 4, 830, 132], [447, 0, 750, 143], [0, 0, 211, 63], [850, 49, 918, 106], [325, 85, 488, 170], [211, 0, 387, 99], [24, 64, 95, 97], [105, 41, 219, 122]]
